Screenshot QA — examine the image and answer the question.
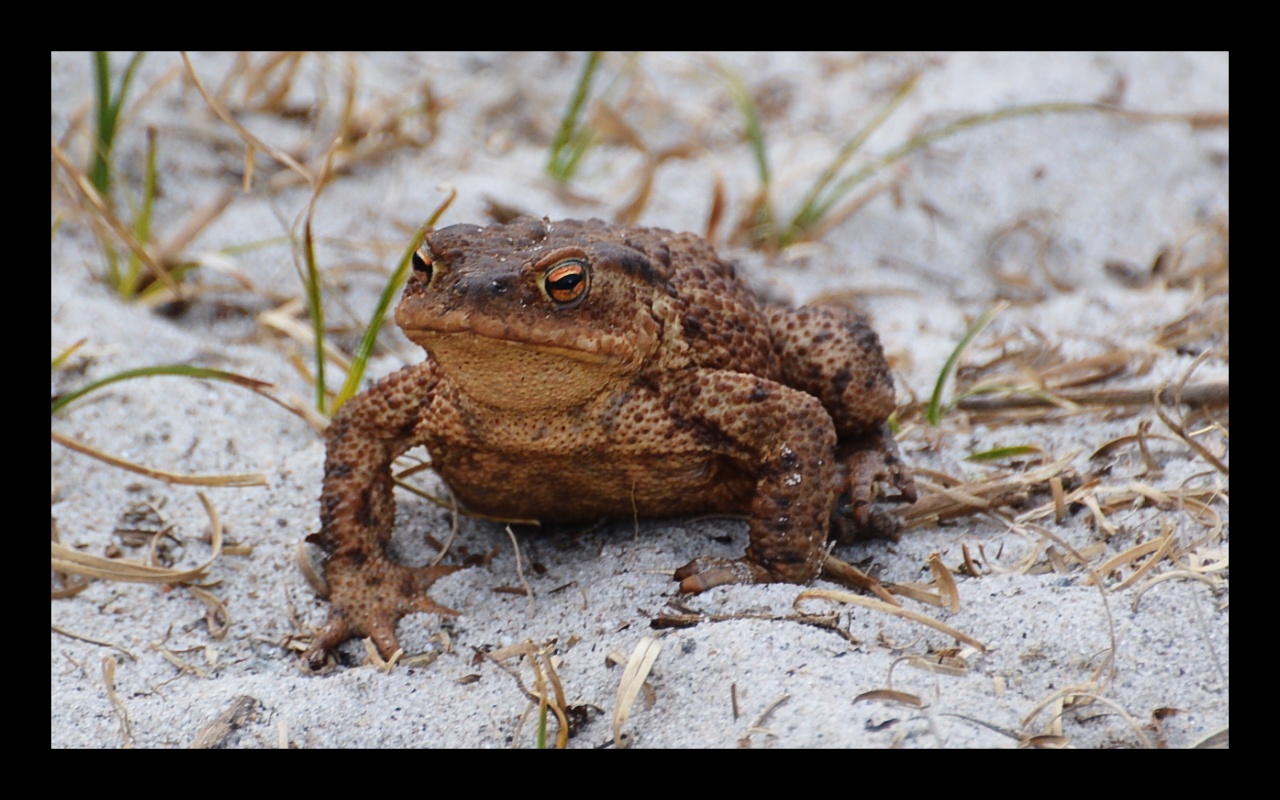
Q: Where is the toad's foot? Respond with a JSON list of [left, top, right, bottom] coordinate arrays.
[[674, 552, 818, 594], [674, 556, 771, 593], [842, 424, 917, 528], [304, 560, 462, 669]]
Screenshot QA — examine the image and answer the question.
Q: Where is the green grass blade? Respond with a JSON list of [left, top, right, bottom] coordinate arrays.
[[90, 52, 113, 196], [715, 61, 774, 242], [330, 231, 422, 413], [810, 102, 1112, 238], [120, 127, 159, 299], [927, 301, 1008, 426], [51, 339, 87, 370], [786, 73, 918, 242], [547, 52, 601, 182], [332, 191, 456, 413], [536, 703, 549, 749], [52, 365, 272, 416], [89, 51, 145, 198], [788, 100, 1140, 247], [966, 445, 1040, 461], [721, 66, 770, 189], [218, 236, 292, 256], [302, 220, 326, 414]]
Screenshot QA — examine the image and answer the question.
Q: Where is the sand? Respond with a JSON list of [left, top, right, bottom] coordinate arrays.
[[51, 52, 1228, 748]]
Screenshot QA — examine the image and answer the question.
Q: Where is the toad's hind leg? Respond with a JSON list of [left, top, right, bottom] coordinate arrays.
[[837, 423, 918, 535], [766, 304, 916, 532]]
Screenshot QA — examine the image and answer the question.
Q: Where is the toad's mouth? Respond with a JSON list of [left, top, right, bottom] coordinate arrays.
[[401, 316, 639, 367], [408, 327, 622, 365]]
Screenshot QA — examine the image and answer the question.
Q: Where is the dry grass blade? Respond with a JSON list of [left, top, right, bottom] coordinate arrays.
[[505, 526, 535, 618], [1050, 476, 1066, 523], [189, 695, 259, 749], [651, 608, 862, 646], [259, 299, 352, 371], [51, 430, 267, 487], [884, 581, 947, 607], [906, 476, 992, 518], [148, 188, 235, 270], [704, 173, 726, 242], [613, 636, 661, 748], [795, 589, 986, 651], [1109, 521, 1175, 592], [180, 52, 312, 183], [1091, 429, 1191, 460], [1022, 688, 1151, 748], [50, 623, 136, 660], [1191, 728, 1229, 749], [363, 637, 402, 671], [103, 656, 134, 747], [901, 455, 1075, 530], [854, 689, 924, 707], [1089, 537, 1164, 584], [738, 694, 789, 745], [1132, 570, 1222, 611], [1154, 384, 1229, 476], [50, 517, 91, 598], [189, 585, 231, 639], [615, 144, 698, 226], [901, 653, 970, 676], [929, 553, 961, 613], [50, 491, 225, 585], [821, 554, 901, 605]]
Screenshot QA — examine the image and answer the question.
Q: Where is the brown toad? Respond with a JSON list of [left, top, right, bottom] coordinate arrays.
[[305, 217, 915, 666]]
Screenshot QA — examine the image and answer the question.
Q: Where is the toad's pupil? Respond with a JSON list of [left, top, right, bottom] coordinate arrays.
[[551, 273, 582, 291]]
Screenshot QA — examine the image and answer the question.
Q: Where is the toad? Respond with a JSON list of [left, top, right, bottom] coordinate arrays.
[[305, 217, 915, 666]]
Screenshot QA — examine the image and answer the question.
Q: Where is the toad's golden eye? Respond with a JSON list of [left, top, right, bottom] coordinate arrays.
[[544, 260, 589, 305]]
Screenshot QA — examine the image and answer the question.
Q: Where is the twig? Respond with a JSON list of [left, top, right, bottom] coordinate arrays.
[[957, 379, 1227, 412]]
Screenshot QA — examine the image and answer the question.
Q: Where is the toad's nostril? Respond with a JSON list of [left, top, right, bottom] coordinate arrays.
[[455, 272, 516, 299]]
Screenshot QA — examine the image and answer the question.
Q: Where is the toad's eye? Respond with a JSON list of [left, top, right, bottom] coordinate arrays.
[[544, 260, 589, 305], [411, 249, 433, 282]]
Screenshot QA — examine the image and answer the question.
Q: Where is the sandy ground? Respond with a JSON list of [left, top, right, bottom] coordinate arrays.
[[51, 52, 1228, 748]]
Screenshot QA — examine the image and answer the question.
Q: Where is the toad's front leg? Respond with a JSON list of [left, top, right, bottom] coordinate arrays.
[[303, 363, 460, 668], [668, 369, 838, 593]]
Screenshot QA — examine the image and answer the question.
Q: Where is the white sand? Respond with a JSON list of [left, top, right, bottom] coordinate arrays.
[[52, 52, 1228, 748]]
